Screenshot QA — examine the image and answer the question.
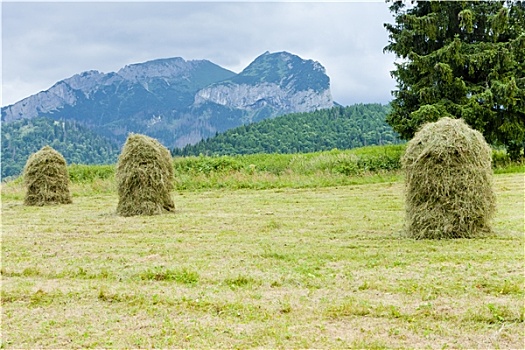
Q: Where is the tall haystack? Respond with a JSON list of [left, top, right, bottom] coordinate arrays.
[[23, 145, 73, 206], [116, 133, 175, 216], [402, 117, 495, 239]]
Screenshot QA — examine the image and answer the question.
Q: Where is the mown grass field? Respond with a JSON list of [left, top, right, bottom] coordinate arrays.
[[1, 147, 524, 348]]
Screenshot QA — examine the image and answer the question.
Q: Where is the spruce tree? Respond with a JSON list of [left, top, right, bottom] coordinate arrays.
[[384, 1, 525, 160]]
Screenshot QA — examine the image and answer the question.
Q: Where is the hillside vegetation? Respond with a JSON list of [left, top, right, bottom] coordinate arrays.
[[1, 104, 397, 180], [7, 144, 516, 194], [173, 104, 400, 156], [1, 117, 120, 179]]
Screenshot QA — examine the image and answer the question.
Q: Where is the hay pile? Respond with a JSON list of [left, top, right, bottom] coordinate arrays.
[[23, 146, 72, 206], [402, 117, 495, 239], [116, 133, 175, 216]]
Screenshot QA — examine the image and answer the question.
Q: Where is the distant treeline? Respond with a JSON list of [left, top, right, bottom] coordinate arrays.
[[1, 104, 399, 179], [1, 117, 120, 179], [173, 104, 401, 156]]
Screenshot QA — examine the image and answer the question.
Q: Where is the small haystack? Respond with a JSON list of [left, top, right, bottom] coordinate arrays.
[[23, 145, 73, 206], [116, 133, 175, 216], [402, 117, 495, 239]]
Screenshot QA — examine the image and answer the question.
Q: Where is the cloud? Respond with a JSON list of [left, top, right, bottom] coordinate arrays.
[[1, 1, 397, 107]]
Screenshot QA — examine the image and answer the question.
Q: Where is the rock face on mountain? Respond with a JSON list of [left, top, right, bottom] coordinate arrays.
[[194, 52, 333, 120], [2, 52, 334, 148]]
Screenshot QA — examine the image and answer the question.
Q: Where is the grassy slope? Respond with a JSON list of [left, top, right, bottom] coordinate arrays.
[[1, 171, 523, 348]]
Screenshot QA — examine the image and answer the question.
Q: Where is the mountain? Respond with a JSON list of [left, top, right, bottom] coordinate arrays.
[[194, 51, 333, 122], [2, 52, 335, 149], [173, 104, 401, 156], [2, 58, 237, 147]]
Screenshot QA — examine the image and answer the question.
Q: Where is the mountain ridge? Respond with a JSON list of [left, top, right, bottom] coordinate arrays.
[[2, 51, 335, 148]]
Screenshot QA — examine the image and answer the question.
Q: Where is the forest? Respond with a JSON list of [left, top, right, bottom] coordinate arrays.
[[1, 104, 399, 179], [173, 104, 400, 156], [1, 117, 120, 179]]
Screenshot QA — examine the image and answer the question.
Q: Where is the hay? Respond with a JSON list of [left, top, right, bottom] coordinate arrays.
[[402, 117, 496, 239], [116, 133, 175, 216], [23, 145, 72, 206]]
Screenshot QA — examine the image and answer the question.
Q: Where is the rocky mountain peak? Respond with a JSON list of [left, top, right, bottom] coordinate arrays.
[[194, 51, 334, 121], [117, 57, 197, 82], [232, 51, 329, 92], [2, 51, 335, 148], [62, 70, 115, 93]]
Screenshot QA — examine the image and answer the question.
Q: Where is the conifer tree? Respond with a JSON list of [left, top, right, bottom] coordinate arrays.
[[384, 1, 525, 160]]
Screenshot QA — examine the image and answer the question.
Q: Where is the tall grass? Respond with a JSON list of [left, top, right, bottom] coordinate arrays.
[[171, 145, 405, 190], [68, 164, 115, 183], [174, 145, 404, 174], [171, 145, 522, 190], [9, 145, 522, 193]]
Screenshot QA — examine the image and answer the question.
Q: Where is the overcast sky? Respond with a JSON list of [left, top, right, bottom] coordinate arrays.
[[2, 1, 399, 107]]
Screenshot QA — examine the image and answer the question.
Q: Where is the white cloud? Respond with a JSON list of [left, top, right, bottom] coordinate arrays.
[[1, 1, 397, 107]]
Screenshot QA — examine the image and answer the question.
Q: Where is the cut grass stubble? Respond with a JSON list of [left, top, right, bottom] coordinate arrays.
[[1, 173, 523, 348]]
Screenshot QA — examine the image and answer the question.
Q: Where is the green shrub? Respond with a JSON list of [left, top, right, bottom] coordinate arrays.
[[173, 155, 242, 175], [68, 164, 115, 183]]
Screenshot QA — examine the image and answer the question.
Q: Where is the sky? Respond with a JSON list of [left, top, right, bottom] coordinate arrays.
[[1, 0, 400, 108]]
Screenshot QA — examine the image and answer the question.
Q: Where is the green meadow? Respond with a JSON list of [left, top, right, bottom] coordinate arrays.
[[1, 147, 524, 348]]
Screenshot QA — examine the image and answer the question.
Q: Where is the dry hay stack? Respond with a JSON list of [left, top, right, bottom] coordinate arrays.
[[116, 133, 175, 216], [402, 117, 495, 239], [23, 145, 72, 206]]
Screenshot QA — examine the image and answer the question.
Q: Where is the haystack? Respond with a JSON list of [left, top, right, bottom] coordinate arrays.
[[402, 117, 495, 239], [116, 133, 175, 216], [23, 145, 72, 206]]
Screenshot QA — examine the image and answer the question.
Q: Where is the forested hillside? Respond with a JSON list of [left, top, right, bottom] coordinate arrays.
[[1, 118, 120, 179], [1, 104, 400, 179], [173, 104, 400, 156]]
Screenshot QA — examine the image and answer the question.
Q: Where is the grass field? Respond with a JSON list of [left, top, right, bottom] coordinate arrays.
[[1, 170, 523, 348]]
